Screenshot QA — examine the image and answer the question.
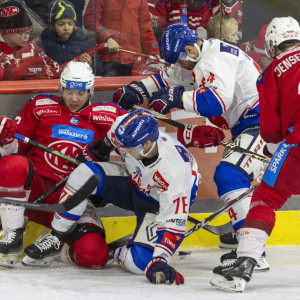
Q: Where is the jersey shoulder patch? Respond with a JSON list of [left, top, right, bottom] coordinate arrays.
[[220, 42, 239, 56]]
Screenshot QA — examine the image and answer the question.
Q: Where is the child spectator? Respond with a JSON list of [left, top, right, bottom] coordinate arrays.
[[39, 0, 103, 76], [206, 14, 239, 45], [241, 24, 272, 70], [0, 1, 60, 81]]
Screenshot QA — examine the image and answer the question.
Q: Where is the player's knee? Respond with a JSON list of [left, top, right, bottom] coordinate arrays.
[[214, 163, 250, 196], [0, 155, 30, 187], [115, 244, 153, 274], [68, 232, 109, 269]]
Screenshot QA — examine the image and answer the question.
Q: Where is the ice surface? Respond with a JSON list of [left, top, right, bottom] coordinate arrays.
[[3, 246, 300, 300]]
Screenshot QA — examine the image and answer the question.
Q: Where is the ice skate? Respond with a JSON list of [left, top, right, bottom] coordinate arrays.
[[220, 249, 270, 272], [210, 256, 256, 292], [22, 228, 65, 267], [0, 217, 28, 267], [108, 234, 133, 261]]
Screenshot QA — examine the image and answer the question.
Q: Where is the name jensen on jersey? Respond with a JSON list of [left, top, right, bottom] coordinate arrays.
[[274, 52, 300, 77]]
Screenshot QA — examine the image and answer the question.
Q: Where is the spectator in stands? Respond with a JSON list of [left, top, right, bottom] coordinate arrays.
[[206, 14, 239, 45], [241, 24, 272, 70], [211, 0, 243, 38], [83, 0, 160, 77], [0, 1, 60, 80], [24, 0, 86, 27], [148, 0, 212, 45], [39, 0, 103, 76]]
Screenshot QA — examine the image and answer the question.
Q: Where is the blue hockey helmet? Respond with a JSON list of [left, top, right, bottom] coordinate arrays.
[[115, 110, 159, 151], [161, 23, 198, 64]]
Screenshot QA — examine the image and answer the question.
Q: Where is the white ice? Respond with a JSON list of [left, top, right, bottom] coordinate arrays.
[[3, 246, 300, 300]]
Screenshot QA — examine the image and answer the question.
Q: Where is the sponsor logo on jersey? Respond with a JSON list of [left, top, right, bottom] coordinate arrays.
[[44, 140, 84, 173], [92, 105, 116, 113], [135, 166, 142, 177], [1, 6, 19, 17], [51, 125, 94, 144], [34, 107, 61, 118], [28, 67, 42, 74], [220, 42, 239, 56], [70, 117, 79, 125], [66, 80, 86, 90], [90, 113, 115, 124], [166, 218, 186, 226], [161, 231, 177, 251], [36, 99, 57, 106], [152, 171, 169, 192], [175, 145, 190, 162]]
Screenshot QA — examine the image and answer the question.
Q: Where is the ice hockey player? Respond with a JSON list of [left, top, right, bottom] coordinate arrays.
[[112, 23, 269, 270], [210, 16, 300, 293], [0, 61, 126, 268], [35, 109, 223, 284]]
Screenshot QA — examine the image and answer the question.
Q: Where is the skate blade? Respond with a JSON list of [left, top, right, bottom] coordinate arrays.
[[210, 274, 246, 293], [22, 255, 56, 268], [0, 255, 23, 269]]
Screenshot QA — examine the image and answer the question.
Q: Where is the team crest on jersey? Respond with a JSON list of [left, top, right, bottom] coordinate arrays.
[[51, 125, 94, 144], [45, 140, 84, 173], [135, 166, 142, 177], [36, 99, 57, 106], [92, 105, 116, 113], [70, 117, 79, 125]]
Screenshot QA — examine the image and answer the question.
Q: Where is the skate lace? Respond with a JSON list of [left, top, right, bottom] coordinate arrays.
[[0, 230, 17, 244], [222, 259, 237, 268], [35, 234, 60, 252]]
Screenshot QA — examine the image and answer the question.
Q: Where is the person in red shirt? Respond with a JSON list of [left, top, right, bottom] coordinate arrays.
[[241, 24, 272, 70], [210, 16, 300, 293], [0, 1, 60, 80], [0, 61, 127, 268], [83, 0, 160, 77]]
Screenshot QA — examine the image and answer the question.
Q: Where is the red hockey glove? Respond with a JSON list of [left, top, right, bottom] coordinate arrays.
[[177, 124, 225, 148], [148, 86, 184, 115], [112, 81, 150, 110], [0, 117, 17, 145], [145, 257, 184, 285]]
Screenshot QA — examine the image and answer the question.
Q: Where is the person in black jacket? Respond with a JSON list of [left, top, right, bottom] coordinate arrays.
[[39, 0, 103, 76]]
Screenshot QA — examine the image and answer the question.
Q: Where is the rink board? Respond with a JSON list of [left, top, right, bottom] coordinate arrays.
[[24, 210, 300, 249]]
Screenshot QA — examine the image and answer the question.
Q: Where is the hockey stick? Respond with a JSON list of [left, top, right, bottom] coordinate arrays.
[[187, 215, 233, 235], [14, 133, 81, 166], [185, 183, 258, 237], [133, 105, 268, 164], [13, 134, 232, 235], [0, 174, 99, 213]]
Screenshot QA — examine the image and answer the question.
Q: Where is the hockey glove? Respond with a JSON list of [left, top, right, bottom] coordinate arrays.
[[0, 117, 17, 145], [147, 86, 185, 115], [177, 124, 225, 148], [112, 81, 150, 110], [76, 140, 111, 163], [145, 257, 184, 285]]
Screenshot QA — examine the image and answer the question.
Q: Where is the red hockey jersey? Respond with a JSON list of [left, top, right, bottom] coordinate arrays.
[[0, 40, 60, 80], [15, 94, 126, 181], [257, 46, 300, 144]]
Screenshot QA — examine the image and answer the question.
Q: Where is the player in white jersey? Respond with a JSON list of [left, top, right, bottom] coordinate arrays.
[[112, 23, 269, 271], [38, 109, 213, 285]]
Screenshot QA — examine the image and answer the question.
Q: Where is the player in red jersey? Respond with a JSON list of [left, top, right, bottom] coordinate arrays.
[[210, 16, 300, 292], [0, 61, 126, 268]]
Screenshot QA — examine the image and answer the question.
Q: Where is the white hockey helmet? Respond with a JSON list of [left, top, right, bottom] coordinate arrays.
[[265, 16, 300, 59], [60, 61, 95, 96]]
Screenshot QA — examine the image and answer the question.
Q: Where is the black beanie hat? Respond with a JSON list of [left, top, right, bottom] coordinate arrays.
[[49, 0, 76, 24], [0, 1, 32, 34]]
